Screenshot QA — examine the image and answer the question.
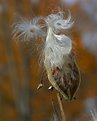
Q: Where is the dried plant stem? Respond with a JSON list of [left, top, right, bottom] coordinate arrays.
[[57, 93, 66, 121]]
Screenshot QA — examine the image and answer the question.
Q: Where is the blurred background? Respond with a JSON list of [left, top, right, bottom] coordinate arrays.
[[0, 0, 97, 121]]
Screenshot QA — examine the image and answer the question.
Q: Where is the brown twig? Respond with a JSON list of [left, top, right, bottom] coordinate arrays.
[[57, 93, 66, 121]]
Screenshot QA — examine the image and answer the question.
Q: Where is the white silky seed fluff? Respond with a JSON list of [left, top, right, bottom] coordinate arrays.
[[44, 28, 72, 68], [44, 11, 73, 68]]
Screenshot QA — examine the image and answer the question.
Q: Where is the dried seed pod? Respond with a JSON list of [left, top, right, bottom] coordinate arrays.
[[44, 11, 81, 101], [51, 52, 80, 100]]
